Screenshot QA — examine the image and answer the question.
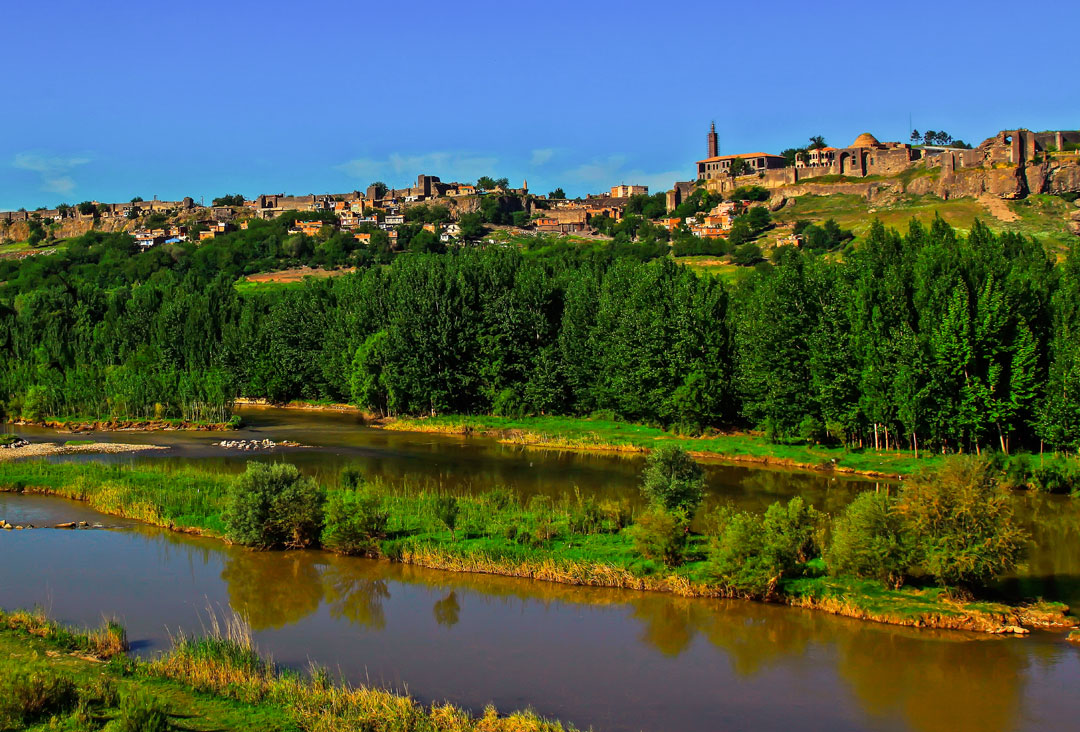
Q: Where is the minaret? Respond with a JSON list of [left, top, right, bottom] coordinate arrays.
[[707, 122, 718, 159], [522, 178, 528, 192]]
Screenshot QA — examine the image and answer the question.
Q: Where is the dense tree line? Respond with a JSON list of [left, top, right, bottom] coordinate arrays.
[[1, 216, 1079, 455]]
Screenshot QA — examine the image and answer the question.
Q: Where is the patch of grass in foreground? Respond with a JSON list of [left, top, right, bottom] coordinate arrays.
[[384, 414, 939, 476], [0, 609, 573, 732]]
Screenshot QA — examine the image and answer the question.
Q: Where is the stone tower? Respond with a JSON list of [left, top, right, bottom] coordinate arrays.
[[707, 122, 718, 159]]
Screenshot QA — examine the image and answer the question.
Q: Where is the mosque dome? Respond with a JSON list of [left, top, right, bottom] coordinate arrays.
[[851, 133, 881, 148]]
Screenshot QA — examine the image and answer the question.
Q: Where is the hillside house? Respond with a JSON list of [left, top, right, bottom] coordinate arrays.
[[697, 152, 786, 180], [289, 220, 326, 236]]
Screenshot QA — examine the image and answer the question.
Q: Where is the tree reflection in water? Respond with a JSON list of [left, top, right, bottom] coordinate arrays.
[[211, 530, 1039, 732], [625, 591, 1031, 732], [628, 596, 695, 657], [433, 591, 461, 628], [220, 549, 324, 630], [321, 560, 391, 630], [833, 626, 1026, 732]]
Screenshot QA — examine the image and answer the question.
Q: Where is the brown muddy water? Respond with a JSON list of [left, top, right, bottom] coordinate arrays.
[[2, 408, 1079, 732], [1, 498, 1078, 732]]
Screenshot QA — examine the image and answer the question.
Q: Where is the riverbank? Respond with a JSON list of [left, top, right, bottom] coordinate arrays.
[[0, 441, 168, 463], [0, 608, 573, 732], [0, 460, 1073, 635], [228, 404, 932, 478], [11, 416, 236, 432], [234, 397, 373, 414], [379, 414, 940, 478]]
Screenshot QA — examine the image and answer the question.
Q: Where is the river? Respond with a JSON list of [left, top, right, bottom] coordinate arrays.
[[1, 408, 1078, 732]]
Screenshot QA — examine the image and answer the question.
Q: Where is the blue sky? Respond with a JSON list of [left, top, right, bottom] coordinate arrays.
[[2, 0, 1078, 210]]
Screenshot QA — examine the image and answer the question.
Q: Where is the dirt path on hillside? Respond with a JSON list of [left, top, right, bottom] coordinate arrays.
[[979, 194, 1019, 222], [244, 266, 354, 284]]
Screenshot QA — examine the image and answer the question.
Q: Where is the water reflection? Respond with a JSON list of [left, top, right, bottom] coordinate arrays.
[[833, 629, 1025, 732], [433, 591, 460, 628], [221, 550, 323, 629], [323, 563, 390, 630]]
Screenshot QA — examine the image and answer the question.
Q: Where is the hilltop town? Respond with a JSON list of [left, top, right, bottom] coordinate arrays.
[[3, 125, 1079, 269]]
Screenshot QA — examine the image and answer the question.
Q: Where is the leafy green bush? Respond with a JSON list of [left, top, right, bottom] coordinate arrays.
[[114, 690, 170, 732], [732, 241, 763, 266], [0, 669, 77, 728], [480, 487, 515, 511], [827, 490, 914, 588], [728, 185, 770, 202], [639, 445, 706, 517], [339, 467, 365, 490], [322, 488, 388, 556], [223, 462, 325, 549], [568, 495, 606, 535], [629, 509, 688, 567], [709, 497, 822, 597], [797, 415, 827, 444], [897, 458, 1029, 588], [433, 495, 460, 540]]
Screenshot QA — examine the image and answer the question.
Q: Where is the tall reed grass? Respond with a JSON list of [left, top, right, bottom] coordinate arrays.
[[153, 608, 574, 732], [0, 607, 128, 659]]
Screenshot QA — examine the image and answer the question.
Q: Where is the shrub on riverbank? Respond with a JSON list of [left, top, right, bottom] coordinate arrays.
[[827, 458, 1029, 591], [897, 458, 1029, 589], [826, 490, 914, 589], [223, 462, 325, 549], [639, 445, 706, 515], [708, 497, 822, 597], [991, 451, 1080, 494], [322, 487, 388, 556], [629, 509, 689, 567], [0, 668, 78, 728]]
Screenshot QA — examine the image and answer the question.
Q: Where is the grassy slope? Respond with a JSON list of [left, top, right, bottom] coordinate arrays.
[[770, 192, 1076, 252], [1, 460, 1069, 633], [233, 278, 307, 294], [0, 240, 33, 256], [677, 189, 1075, 278], [381, 414, 935, 477], [0, 240, 67, 259]]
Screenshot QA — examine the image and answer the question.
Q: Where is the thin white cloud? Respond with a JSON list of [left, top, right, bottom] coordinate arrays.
[[530, 148, 555, 166], [43, 176, 77, 194], [13, 153, 91, 197], [562, 155, 628, 185], [561, 156, 686, 195], [336, 158, 383, 179], [337, 152, 499, 185]]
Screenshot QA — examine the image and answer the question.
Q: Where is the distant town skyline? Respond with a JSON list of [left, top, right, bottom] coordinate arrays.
[[2, 0, 1078, 211]]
